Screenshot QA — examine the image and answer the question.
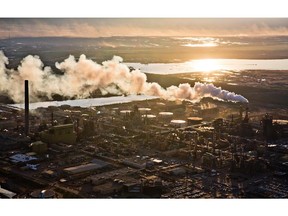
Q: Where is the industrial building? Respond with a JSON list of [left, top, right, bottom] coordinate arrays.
[[0, 186, 16, 198], [40, 124, 77, 145], [63, 159, 109, 175], [0, 80, 288, 198]]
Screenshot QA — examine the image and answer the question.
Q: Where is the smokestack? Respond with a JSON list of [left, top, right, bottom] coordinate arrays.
[[24, 80, 29, 136], [51, 111, 54, 126]]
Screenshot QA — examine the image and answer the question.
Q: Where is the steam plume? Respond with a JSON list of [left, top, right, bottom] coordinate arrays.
[[0, 51, 248, 103]]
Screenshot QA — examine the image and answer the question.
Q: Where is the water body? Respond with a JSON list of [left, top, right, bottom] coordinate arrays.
[[126, 59, 288, 74], [11, 95, 158, 110]]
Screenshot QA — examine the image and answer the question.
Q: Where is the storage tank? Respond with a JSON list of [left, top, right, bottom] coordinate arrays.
[[142, 114, 156, 119], [30, 141, 48, 154], [159, 112, 173, 122], [142, 114, 157, 124], [111, 107, 119, 115], [138, 108, 151, 114], [30, 189, 55, 198], [120, 110, 132, 119], [170, 120, 186, 128], [187, 117, 203, 125], [120, 110, 132, 114], [120, 110, 132, 115]]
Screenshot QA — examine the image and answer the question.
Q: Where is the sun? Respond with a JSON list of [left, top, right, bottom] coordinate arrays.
[[189, 59, 221, 72]]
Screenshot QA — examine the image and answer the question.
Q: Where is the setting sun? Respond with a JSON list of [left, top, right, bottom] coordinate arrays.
[[189, 59, 222, 72]]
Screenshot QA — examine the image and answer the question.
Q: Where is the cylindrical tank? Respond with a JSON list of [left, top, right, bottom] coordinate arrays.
[[142, 114, 156, 120], [120, 110, 132, 115], [142, 114, 157, 124], [159, 112, 174, 122], [111, 107, 119, 115], [120, 110, 132, 119], [138, 108, 151, 114], [170, 120, 186, 128], [81, 114, 89, 118], [187, 117, 203, 125], [30, 189, 55, 198], [30, 141, 48, 154], [142, 114, 156, 119]]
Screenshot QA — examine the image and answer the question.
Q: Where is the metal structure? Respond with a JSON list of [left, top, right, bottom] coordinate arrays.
[[24, 80, 29, 136]]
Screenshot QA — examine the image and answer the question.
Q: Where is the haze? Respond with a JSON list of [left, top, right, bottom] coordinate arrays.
[[1, 18, 288, 38]]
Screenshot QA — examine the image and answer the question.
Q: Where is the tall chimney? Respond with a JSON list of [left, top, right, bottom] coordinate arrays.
[[24, 80, 29, 136]]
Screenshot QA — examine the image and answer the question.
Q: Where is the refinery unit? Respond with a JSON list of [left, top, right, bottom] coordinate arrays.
[[0, 80, 288, 198]]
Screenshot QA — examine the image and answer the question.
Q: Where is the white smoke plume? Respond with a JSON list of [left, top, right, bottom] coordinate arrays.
[[0, 51, 248, 103]]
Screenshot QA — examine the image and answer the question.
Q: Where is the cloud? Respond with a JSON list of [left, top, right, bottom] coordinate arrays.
[[1, 18, 288, 38]]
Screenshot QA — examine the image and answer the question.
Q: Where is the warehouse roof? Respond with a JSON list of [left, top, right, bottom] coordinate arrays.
[[64, 159, 109, 174], [0, 186, 16, 198], [10, 154, 37, 163]]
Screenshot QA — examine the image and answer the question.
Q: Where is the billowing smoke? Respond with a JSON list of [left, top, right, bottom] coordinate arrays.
[[0, 51, 248, 103]]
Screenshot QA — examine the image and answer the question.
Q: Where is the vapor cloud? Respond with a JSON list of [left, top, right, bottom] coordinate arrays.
[[0, 50, 248, 104]]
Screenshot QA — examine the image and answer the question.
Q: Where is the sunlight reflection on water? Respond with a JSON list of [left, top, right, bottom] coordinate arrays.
[[127, 59, 288, 74]]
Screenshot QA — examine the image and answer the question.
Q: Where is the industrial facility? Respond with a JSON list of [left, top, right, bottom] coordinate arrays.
[[0, 80, 288, 198]]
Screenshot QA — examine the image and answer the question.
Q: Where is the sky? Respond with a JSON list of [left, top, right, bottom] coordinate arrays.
[[1, 18, 288, 38]]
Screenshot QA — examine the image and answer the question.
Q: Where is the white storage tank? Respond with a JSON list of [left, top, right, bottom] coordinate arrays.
[[142, 114, 156, 119], [120, 110, 132, 119], [120, 110, 132, 115], [138, 108, 151, 114], [142, 114, 156, 124], [159, 112, 173, 121], [170, 119, 186, 128]]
